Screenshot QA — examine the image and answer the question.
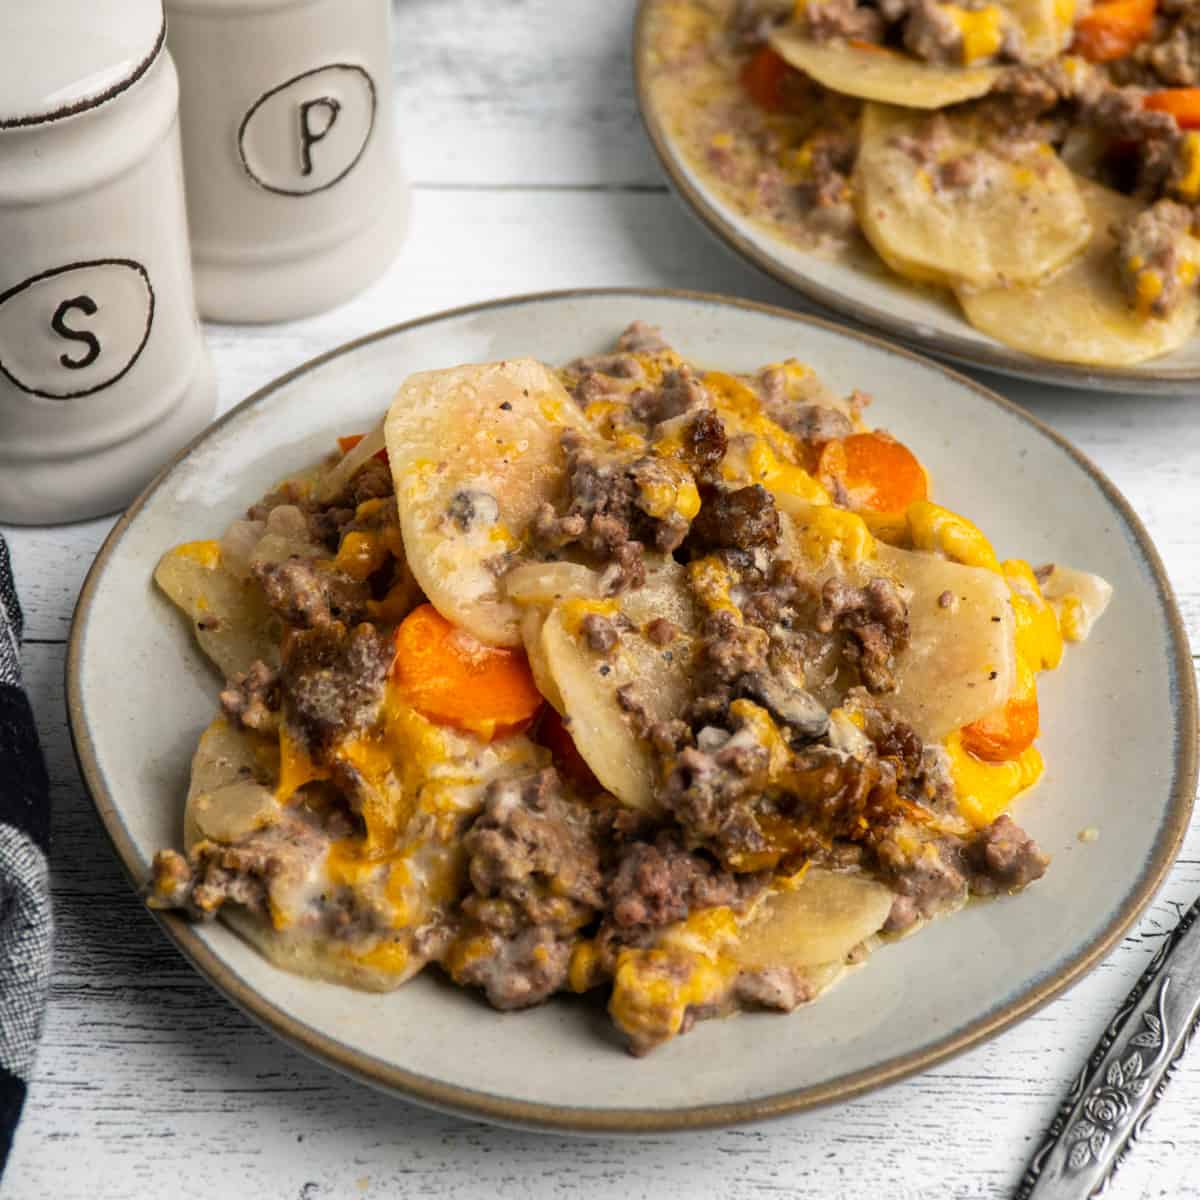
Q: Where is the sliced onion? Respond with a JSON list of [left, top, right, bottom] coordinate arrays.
[[503, 561, 601, 607], [317, 425, 386, 503], [219, 518, 267, 581]]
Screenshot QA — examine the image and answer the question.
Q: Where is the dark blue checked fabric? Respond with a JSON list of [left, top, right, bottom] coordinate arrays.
[[0, 535, 51, 1176]]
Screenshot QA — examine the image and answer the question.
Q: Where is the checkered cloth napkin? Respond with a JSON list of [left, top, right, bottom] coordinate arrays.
[[0, 535, 52, 1174]]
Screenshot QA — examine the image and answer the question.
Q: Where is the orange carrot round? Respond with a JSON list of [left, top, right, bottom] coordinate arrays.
[[1072, 0, 1155, 63], [739, 46, 802, 112], [1144, 88, 1200, 128], [822, 432, 928, 514], [961, 663, 1040, 763], [393, 604, 543, 738]]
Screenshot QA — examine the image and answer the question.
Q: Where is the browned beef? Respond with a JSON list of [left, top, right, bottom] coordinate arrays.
[[1116, 199, 1195, 317], [280, 621, 394, 755], [254, 557, 370, 629], [345, 459, 394, 504], [803, 0, 885, 43], [687, 484, 781, 553], [697, 610, 772, 687], [615, 320, 670, 354], [452, 769, 604, 1010], [1148, 18, 1200, 86], [815, 576, 910, 693], [1113, 5, 1200, 87], [679, 409, 729, 483], [581, 613, 620, 654], [661, 734, 772, 863], [630, 365, 710, 425], [734, 966, 816, 1011], [451, 928, 576, 1011], [1077, 76, 1181, 193], [778, 401, 854, 443], [147, 814, 329, 921], [794, 128, 859, 232], [967, 814, 1048, 895], [661, 710, 881, 867], [878, 812, 1047, 930], [876, 830, 968, 933], [606, 831, 752, 931], [531, 430, 702, 591], [733, 1, 793, 47], [902, 0, 963, 62], [463, 770, 604, 916], [307, 506, 357, 551], [219, 660, 281, 734]]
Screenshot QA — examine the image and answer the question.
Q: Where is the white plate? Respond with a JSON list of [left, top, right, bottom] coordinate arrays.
[[633, 1, 1200, 395], [68, 290, 1196, 1132]]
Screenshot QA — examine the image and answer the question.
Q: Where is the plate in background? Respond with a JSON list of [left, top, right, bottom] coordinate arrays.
[[633, 0, 1200, 395]]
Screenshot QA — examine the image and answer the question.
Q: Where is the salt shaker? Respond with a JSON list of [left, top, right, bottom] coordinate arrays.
[[0, 0, 218, 526], [165, 0, 409, 323]]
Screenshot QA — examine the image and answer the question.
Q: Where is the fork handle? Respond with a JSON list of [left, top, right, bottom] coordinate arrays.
[[1016, 893, 1200, 1199]]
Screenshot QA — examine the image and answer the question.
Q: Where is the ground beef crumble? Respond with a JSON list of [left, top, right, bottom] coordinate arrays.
[[449, 769, 604, 1009], [280, 621, 395, 757], [219, 660, 281, 734], [254, 557, 370, 629], [531, 429, 705, 592], [815, 577, 911, 694]]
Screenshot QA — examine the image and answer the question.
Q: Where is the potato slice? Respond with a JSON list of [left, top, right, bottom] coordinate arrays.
[[957, 180, 1200, 366], [769, 30, 999, 108], [183, 717, 280, 851], [855, 104, 1090, 289], [384, 359, 591, 647], [732, 869, 895, 969], [154, 542, 278, 681], [878, 544, 1017, 741], [540, 560, 696, 810], [520, 607, 564, 711]]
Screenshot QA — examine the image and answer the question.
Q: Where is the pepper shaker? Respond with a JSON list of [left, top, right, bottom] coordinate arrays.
[[165, 0, 409, 323], [0, 0, 218, 526]]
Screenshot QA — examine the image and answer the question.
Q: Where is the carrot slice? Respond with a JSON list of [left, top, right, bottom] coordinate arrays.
[[819, 432, 928, 514], [961, 660, 1040, 763], [1072, 0, 1155, 63], [739, 46, 803, 112], [337, 433, 389, 464], [1144, 87, 1200, 129], [392, 604, 543, 739], [536, 708, 601, 792]]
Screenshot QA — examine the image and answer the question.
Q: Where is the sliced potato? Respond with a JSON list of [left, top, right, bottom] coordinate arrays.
[[769, 30, 999, 108], [540, 559, 696, 810], [183, 717, 280, 851], [384, 358, 592, 647], [154, 542, 278, 681], [855, 104, 1090, 289], [732, 869, 895, 969], [957, 179, 1200, 366], [878, 543, 1017, 741]]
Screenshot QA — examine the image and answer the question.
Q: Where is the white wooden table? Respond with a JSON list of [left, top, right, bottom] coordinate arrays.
[[5, 3, 1200, 1196]]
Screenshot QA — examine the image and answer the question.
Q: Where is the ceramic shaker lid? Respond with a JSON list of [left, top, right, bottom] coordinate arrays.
[[0, 0, 165, 128]]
